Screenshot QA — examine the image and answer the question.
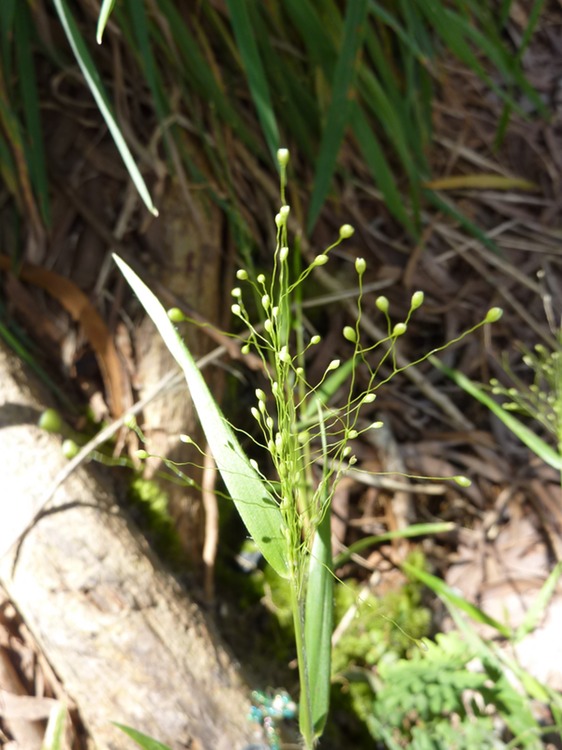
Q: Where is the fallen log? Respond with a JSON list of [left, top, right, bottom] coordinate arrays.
[[0, 340, 256, 750]]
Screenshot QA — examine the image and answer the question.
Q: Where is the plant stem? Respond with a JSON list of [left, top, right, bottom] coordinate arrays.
[[290, 577, 314, 749]]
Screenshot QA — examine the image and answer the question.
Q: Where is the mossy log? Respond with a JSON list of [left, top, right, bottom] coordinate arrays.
[[0, 341, 254, 750]]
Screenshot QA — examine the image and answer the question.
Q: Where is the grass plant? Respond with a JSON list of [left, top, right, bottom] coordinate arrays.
[[114, 149, 502, 748]]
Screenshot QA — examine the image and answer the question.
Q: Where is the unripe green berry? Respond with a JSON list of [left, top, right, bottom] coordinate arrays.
[[376, 296, 389, 313], [339, 224, 355, 239], [313, 254, 328, 266], [279, 246, 289, 262], [277, 148, 289, 167], [485, 307, 503, 323], [362, 393, 376, 404], [310, 335, 321, 345], [62, 439, 79, 459], [236, 269, 248, 280], [135, 449, 149, 460], [454, 475, 472, 487], [393, 323, 407, 336], [123, 413, 137, 429], [39, 408, 62, 433], [257, 274, 266, 284], [355, 257, 366, 275], [343, 326, 357, 343], [262, 294, 270, 310], [231, 287, 241, 298], [231, 303, 241, 316], [327, 359, 340, 371], [411, 291, 424, 310], [167, 307, 185, 323]]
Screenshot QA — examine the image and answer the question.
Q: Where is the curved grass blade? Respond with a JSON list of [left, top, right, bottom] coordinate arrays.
[[432, 356, 562, 471], [307, 0, 370, 233], [402, 559, 512, 638], [226, 0, 279, 162], [96, 0, 117, 44], [113, 724, 172, 750], [52, 0, 158, 216], [113, 255, 287, 578]]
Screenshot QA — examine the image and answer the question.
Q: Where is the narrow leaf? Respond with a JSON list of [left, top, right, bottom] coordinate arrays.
[[52, 0, 158, 216], [113, 255, 288, 578], [307, 0, 370, 233], [96, 0, 117, 44], [113, 724, 172, 750], [432, 356, 562, 471], [226, 0, 279, 162]]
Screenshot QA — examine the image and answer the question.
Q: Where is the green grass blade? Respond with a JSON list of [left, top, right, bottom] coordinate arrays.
[[333, 522, 455, 568], [351, 102, 416, 234], [113, 724, 172, 750], [431, 356, 562, 471], [14, 2, 50, 225], [226, 0, 279, 162], [515, 560, 562, 643], [305, 501, 333, 738], [113, 255, 287, 578], [96, 0, 117, 44], [51, 0, 158, 216], [41, 703, 66, 750], [402, 559, 512, 638], [307, 0, 370, 233]]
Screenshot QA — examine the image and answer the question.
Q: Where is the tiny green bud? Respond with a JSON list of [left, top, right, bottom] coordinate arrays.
[[272, 382, 279, 394], [343, 326, 357, 343], [261, 294, 270, 310], [264, 319, 273, 333], [278, 346, 291, 364], [411, 291, 424, 310], [257, 273, 266, 284], [167, 307, 185, 323], [180, 434, 194, 444], [236, 269, 249, 280], [279, 205, 290, 219], [313, 254, 328, 266], [485, 307, 503, 323], [255, 389, 266, 402], [266, 416, 274, 429], [279, 246, 289, 262], [38, 408, 62, 433], [123, 413, 137, 429], [231, 287, 241, 298], [339, 224, 355, 239], [369, 421, 383, 430], [453, 475, 472, 487], [241, 344, 251, 355], [310, 334, 321, 345], [277, 148, 289, 167], [295, 366, 304, 377], [348, 455, 357, 466], [393, 323, 407, 336], [62, 439, 79, 459], [251, 407, 260, 421], [343, 446, 352, 457], [250, 459, 259, 471], [347, 429, 358, 439], [355, 257, 366, 275], [231, 304, 241, 316], [327, 359, 340, 371], [376, 296, 389, 313], [362, 393, 376, 404], [135, 449, 149, 460]]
